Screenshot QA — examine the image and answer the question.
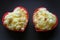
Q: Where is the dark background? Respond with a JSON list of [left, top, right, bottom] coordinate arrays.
[[0, 0, 60, 40]]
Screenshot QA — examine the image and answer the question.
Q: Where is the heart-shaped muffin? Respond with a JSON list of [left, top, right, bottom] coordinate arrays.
[[33, 7, 58, 32], [2, 6, 29, 32]]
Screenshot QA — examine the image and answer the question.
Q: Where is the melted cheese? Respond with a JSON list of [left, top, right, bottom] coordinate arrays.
[[33, 8, 56, 31], [4, 7, 28, 31]]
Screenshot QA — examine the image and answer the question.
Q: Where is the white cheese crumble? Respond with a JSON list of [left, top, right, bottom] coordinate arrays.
[[4, 7, 28, 31], [33, 8, 56, 31]]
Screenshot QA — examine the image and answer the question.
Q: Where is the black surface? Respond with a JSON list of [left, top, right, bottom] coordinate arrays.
[[0, 0, 60, 40]]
